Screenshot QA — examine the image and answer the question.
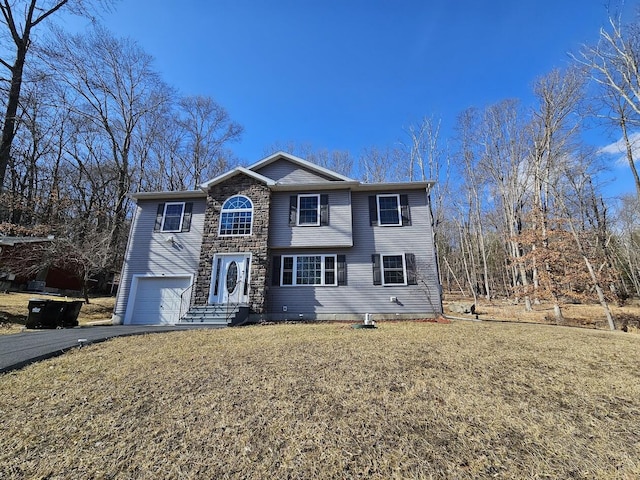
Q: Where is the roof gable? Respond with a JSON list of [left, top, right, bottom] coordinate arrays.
[[248, 152, 355, 183], [200, 166, 276, 190]]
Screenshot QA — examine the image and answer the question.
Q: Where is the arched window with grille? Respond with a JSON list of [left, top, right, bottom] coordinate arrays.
[[218, 195, 253, 236]]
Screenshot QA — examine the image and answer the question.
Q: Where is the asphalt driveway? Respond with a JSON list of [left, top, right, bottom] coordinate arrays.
[[0, 324, 224, 374]]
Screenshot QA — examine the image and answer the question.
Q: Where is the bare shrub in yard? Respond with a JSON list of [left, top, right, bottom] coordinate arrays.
[[1, 322, 639, 479]]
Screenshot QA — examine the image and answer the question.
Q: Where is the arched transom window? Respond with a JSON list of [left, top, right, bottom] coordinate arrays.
[[219, 195, 253, 236]]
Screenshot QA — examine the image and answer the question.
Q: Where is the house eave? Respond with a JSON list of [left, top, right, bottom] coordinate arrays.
[[354, 181, 435, 191], [269, 241, 354, 249], [129, 190, 207, 201], [270, 181, 361, 191]]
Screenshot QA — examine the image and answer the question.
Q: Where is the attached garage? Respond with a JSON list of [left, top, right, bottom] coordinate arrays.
[[125, 276, 192, 325]]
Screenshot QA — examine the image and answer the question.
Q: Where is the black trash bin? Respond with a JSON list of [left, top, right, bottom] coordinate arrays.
[[26, 299, 82, 329], [60, 301, 83, 328]]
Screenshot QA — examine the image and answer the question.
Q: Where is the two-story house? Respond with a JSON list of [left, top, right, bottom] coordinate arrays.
[[112, 152, 442, 325]]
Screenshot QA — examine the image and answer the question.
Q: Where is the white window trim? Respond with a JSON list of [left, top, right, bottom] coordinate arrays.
[[218, 195, 254, 237], [161, 202, 185, 232], [297, 194, 321, 226], [377, 194, 402, 226], [381, 253, 407, 286], [280, 254, 338, 286]]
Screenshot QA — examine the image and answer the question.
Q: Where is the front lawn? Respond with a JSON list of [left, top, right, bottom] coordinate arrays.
[[0, 292, 114, 333], [1, 322, 639, 479]]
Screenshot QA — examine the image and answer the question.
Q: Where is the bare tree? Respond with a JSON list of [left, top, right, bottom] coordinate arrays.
[[177, 95, 243, 188], [553, 161, 617, 330], [401, 116, 450, 296], [359, 146, 403, 183], [576, 13, 640, 198], [612, 194, 640, 296], [39, 25, 171, 267], [402, 116, 444, 182], [453, 108, 491, 300], [0, 0, 111, 194], [306, 148, 354, 178], [474, 101, 533, 307], [526, 67, 585, 321]]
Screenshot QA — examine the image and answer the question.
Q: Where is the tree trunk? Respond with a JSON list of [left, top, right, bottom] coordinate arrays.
[[620, 115, 640, 200], [0, 43, 27, 194], [583, 255, 616, 330], [553, 303, 564, 324]]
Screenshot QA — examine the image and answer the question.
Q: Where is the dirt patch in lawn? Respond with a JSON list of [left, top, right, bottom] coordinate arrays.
[[1, 322, 639, 479], [0, 292, 115, 333]]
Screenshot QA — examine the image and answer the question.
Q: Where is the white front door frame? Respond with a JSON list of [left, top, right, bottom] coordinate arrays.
[[208, 253, 252, 305]]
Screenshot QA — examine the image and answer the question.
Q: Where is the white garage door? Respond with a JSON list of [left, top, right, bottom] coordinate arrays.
[[128, 276, 191, 325]]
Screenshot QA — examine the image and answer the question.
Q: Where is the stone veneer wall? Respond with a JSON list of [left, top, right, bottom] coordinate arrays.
[[193, 175, 271, 313]]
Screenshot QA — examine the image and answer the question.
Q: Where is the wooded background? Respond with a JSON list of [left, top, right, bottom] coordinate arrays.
[[0, 1, 639, 329]]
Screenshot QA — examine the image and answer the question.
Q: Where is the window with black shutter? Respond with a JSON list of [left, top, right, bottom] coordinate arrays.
[[372, 253, 416, 286], [274, 255, 340, 286], [337, 254, 347, 286], [369, 194, 411, 226], [290, 194, 329, 226], [154, 202, 192, 233]]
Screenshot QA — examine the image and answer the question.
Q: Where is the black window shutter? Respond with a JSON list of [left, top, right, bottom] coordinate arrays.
[[406, 253, 417, 285], [320, 194, 329, 226], [372, 254, 381, 285], [289, 196, 297, 226], [154, 203, 165, 231], [337, 254, 346, 286], [181, 202, 193, 232], [272, 256, 281, 286], [368, 196, 378, 226], [400, 194, 411, 226], [243, 261, 250, 295]]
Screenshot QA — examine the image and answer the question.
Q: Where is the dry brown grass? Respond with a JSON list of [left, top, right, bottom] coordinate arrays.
[[444, 295, 640, 332], [1, 322, 639, 479], [0, 292, 115, 333]]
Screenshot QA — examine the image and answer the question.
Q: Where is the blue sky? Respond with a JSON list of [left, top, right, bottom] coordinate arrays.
[[63, 0, 637, 194]]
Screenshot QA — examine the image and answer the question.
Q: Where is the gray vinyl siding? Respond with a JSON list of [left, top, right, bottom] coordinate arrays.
[[113, 198, 205, 322], [269, 190, 353, 248], [266, 188, 442, 317], [255, 158, 339, 184]]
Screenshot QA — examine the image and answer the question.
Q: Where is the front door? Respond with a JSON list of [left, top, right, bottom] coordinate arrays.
[[208, 254, 251, 304]]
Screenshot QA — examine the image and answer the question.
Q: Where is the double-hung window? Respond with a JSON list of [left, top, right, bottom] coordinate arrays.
[[382, 255, 406, 285], [369, 194, 411, 226], [273, 254, 346, 286], [372, 253, 417, 286], [298, 194, 320, 226], [378, 194, 401, 226], [162, 202, 185, 232], [289, 194, 329, 226], [154, 202, 193, 233]]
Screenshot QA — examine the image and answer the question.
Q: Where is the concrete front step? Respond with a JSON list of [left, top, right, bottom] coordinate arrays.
[[179, 305, 249, 326]]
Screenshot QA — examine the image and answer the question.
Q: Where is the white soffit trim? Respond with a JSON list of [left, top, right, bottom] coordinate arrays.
[[271, 181, 360, 191], [247, 151, 356, 182], [354, 181, 435, 191], [200, 167, 276, 190], [130, 190, 207, 201]]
